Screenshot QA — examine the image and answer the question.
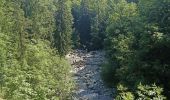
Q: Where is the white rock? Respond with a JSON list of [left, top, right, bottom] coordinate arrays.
[[67, 50, 114, 100]]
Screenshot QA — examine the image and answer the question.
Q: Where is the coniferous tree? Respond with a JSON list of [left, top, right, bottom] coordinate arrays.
[[78, 0, 92, 50], [54, 0, 73, 56], [90, 0, 108, 50]]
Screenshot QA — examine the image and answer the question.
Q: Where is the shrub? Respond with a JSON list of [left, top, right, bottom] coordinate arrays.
[[101, 62, 116, 87], [136, 83, 166, 100], [115, 83, 166, 100], [115, 84, 135, 100]]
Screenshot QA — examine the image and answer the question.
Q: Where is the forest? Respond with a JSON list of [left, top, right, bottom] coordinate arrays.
[[0, 0, 170, 100]]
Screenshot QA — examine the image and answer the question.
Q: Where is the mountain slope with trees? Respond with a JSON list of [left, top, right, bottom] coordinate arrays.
[[0, 0, 169, 99], [0, 0, 73, 99], [72, 0, 170, 99]]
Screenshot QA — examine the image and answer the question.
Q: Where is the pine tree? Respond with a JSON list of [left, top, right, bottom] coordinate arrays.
[[78, 0, 91, 50], [22, 0, 55, 41], [90, 0, 108, 50], [54, 0, 73, 56]]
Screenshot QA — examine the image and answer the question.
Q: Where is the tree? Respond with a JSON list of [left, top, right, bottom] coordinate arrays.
[[90, 0, 108, 50], [77, 0, 92, 50], [54, 0, 73, 56]]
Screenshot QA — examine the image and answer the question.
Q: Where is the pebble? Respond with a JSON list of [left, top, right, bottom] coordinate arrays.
[[66, 50, 114, 100]]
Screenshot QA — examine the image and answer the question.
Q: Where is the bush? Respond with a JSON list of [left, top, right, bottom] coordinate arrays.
[[115, 84, 135, 100], [136, 83, 166, 100], [101, 62, 116, 87], [115, 83, 166, 100]]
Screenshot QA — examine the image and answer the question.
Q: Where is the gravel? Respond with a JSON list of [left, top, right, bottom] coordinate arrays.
[[66, 50, 115, 100]]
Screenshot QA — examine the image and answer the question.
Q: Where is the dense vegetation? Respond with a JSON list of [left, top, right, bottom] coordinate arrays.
[[102, 0, 170, 99], [0, 0, 169, 99], [71, 0, 170, 99], [0, 0, 73, 99]]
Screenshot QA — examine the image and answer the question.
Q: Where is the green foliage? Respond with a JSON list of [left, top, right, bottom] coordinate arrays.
[[103, 0, 140, 85], [136, 83, 166, 100], [90, 0, 108, 50], [115, 84, 135, 100], [0, 0, 74, 99], [102, 0, 170, 99], [72, 0, 108, 50], [76, 0, 92, 50], [101, 62, 115, 86], [115, 83, 166, 100], [54, 0, 73, 56], [1, 41, 74, 100], [72, 30, 81, 49], [22, 0, 56, 40], [1, 0, 170, 99]]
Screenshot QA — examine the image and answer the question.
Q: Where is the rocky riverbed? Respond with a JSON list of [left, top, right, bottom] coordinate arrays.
[[66, 50, 114, 100]]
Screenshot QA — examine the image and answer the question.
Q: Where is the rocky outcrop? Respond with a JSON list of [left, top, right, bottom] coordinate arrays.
[[66, 50, 114, 100]]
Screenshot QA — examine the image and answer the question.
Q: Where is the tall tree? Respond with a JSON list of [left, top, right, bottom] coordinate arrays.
[[78, 0, 92, 50], [90, 0, 108, 50], [54, 0, 73, 56], [22, 0, 56, 41]]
